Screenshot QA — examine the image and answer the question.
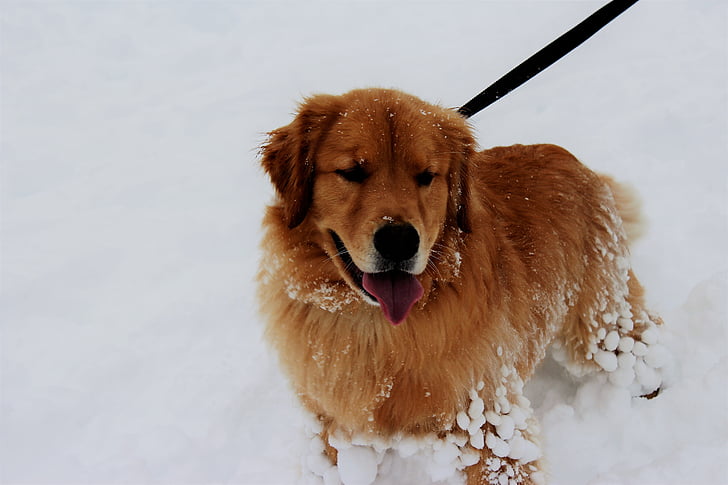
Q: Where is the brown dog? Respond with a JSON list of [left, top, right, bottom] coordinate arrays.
[[258, 88, 667, 484]]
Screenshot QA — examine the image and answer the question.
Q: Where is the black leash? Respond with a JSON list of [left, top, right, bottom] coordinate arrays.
[[457, 0, 640, 119]]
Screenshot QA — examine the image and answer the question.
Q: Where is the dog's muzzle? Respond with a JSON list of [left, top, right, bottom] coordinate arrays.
[[330, 224, 424, 325]]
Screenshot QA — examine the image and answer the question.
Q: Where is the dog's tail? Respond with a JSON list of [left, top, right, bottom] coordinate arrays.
[[600, 175, 646, 245]]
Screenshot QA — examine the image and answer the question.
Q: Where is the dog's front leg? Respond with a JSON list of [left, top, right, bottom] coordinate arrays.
[[460, 377, 546, 485], [302, 414, 343, 482]]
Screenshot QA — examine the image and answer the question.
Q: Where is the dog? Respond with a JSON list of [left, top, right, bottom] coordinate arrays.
[[257, 88, 668, 485]]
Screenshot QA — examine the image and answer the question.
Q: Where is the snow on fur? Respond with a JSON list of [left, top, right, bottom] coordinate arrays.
[[1, 2, 725, 485]]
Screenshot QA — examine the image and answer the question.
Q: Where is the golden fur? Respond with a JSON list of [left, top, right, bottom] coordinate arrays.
[[258, 88, 663, 484]]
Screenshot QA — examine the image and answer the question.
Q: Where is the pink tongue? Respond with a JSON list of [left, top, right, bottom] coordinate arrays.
[[362, 271, 424, 325]]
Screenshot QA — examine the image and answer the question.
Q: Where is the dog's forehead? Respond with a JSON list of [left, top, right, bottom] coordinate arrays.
[[335, 94, 448, 132], [318, 96, 452, 168]]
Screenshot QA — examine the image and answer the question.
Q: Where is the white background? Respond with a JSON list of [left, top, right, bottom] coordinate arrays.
[[2, 1, 726, 484]]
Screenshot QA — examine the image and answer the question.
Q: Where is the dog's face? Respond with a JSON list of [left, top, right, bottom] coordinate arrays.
[[261, 89, 474, 324]]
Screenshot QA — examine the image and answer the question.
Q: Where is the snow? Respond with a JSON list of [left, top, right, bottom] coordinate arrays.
[[1, 1, 726, 484], [336, 447, 379, 485]]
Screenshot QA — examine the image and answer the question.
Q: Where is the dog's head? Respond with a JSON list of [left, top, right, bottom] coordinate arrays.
[[261, 89, 474, 324]]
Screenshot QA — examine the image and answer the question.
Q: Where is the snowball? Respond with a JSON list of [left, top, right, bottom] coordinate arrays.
[[519, 439, 542, 464], [588, 342, 599, 355], [433, 441, 460, 464], [506, 434, 525, 460], [618, 317, 634, 331], [618, 336, 635, 352], [496, 415, 515, 440], [509, 406, 528, 430], [598, 298, 608, 312], [468, 414, 486, 436], [452, 434, 468, 447], [608, 366, 635, 387], [459, 449, 481, 467], [635, 359, 661, 390], [477, 380, 485, 391], [498, 396, 511, 415], [640, 328, 659, 345], [618, 351, 636, 369], [485, 431, 510, 458], [507, 434, 541, 464], [307, 452, 334, 477], [604, 330, 620, 351], [470, 430, 485, 449], [644, 344, 671, 369], [468, 396, 485, 419], [486, 411, 502, 426], [597, 328, 607, 340], [632, 341, 648, 356], [397, 436, 419, 458], [594, 350, 618, 372], [336, 446, 378, 485], [456, 411, 470, 431]]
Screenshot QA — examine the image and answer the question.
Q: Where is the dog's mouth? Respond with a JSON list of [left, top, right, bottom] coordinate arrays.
[[329, 230, 424, 325], [330, 230, 369, 297]]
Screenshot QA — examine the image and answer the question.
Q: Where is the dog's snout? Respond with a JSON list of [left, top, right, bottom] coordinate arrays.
[[373, 224, 419, 262]]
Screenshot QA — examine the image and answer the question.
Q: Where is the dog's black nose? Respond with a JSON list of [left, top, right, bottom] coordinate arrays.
[[373, 224, 419, 262]]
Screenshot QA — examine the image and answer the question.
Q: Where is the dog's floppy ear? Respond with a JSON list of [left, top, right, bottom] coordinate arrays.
[[442, 114, 475, 234], [260, 94, 341, 228], [260, 125, 312, 229]]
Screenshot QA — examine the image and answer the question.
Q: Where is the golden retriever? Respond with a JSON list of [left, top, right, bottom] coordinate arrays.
[[257, 88, 667, 485]]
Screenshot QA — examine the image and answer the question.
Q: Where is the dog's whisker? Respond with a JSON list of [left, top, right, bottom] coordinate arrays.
[[425, 256, 446, 280]]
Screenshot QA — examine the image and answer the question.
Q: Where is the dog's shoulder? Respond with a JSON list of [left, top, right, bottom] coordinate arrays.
[[477, 144, 586, 175], [473, 144, 601, 202]]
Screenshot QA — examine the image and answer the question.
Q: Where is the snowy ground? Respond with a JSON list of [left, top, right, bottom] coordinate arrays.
[[1, 1, 726, 484]]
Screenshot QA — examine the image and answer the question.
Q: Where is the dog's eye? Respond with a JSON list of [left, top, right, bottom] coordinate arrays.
[[335, 166, 368, 183], [415, 170, 436, 187]]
